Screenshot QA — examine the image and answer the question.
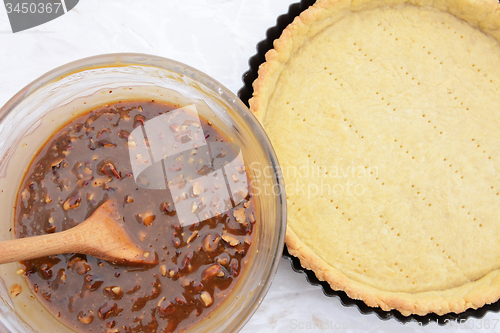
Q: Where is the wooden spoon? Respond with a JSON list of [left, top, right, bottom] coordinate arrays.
[[0, 199, 157, 265]]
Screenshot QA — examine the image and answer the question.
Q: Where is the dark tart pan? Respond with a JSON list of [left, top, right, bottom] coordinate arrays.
[[237, 0, 500, 325]]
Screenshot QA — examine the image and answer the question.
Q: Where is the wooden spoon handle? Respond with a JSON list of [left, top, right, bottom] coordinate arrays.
[[0, 228, 83, 264], [0, 200, 156, 265]]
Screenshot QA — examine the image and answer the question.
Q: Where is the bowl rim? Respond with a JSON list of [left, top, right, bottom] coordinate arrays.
[[0, 52, 287, 333]]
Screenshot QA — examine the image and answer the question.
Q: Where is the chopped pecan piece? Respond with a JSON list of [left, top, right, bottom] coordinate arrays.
[[63, 195, 81, 210], [10, 284, 21, 297], [77, 310, 94, 324], [200, 291, 213, 307]]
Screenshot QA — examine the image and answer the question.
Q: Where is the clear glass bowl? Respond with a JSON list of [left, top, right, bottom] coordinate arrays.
[[0, 53, 286, 333]]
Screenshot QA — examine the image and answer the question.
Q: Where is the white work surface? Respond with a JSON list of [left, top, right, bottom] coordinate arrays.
[[0, 1, 499, 333]]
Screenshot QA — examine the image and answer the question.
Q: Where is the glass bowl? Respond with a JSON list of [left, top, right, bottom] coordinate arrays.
[[0, 53, 286, 333]]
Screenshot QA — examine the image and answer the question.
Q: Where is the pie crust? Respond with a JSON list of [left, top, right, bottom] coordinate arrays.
[[250, 0, 500, 316]]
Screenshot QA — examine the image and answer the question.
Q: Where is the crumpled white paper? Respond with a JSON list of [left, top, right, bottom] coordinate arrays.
[[0, 1, 498, 333]]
